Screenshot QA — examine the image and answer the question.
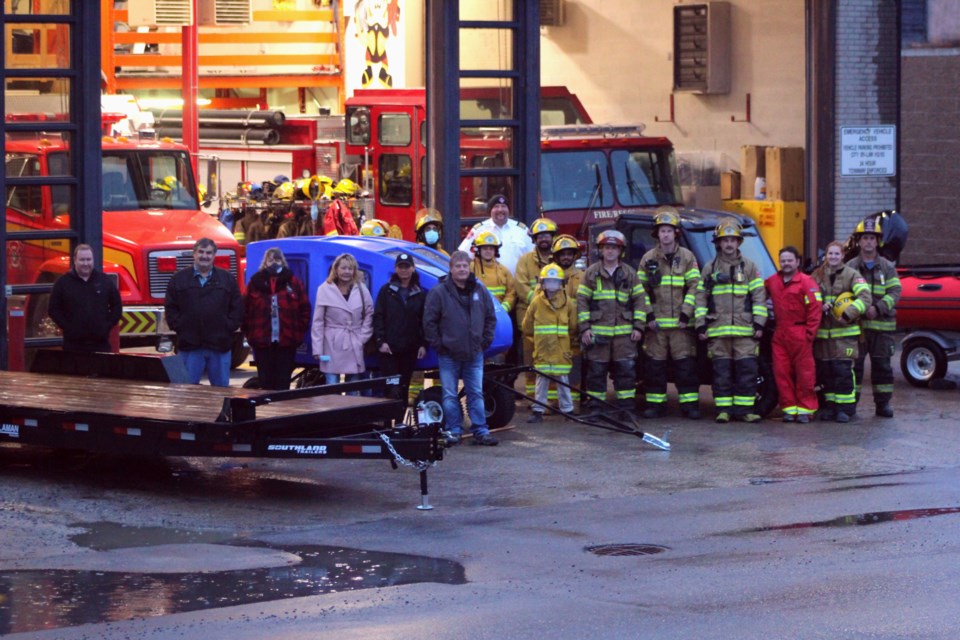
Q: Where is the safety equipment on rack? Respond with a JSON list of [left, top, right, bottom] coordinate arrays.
[[360, 219, 390, 237], [333, 178, 360, 196]]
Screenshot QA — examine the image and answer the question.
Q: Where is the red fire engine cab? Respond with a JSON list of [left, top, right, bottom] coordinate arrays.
[[343, 87, 688, 242], [5, 115, 247, 364]]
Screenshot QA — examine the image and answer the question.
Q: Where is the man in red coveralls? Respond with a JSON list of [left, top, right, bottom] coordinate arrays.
[[765, 246, 822, 423]]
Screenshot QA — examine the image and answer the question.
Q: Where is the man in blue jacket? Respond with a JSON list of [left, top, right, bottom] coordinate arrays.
[[164, 238, 243, 386], [423, 250, 499, 446]]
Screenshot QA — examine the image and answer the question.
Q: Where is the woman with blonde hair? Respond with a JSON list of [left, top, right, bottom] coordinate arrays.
[[242, 247, 311, 389], [311, 253, 374, 392]]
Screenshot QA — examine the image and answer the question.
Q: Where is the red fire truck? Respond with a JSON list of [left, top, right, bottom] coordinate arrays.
[[5, 121, 248, 365], [342, 87, 686, 240]]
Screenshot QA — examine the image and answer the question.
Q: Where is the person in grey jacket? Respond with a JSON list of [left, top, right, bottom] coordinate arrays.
[[423, 250, 499, 446]]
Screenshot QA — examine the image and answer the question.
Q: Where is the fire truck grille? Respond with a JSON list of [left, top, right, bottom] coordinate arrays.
[[148, 249, 238, 299]]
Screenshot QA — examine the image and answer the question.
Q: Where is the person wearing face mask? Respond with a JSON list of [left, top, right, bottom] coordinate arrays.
[[812, 240, 871, 422], [242, 247, 312, 390], [415, 208, 449, 256], [522, 264, 578, 423]]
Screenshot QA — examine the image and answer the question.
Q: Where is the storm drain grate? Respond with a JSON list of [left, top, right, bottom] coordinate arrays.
[[585, 544, 669, 556]]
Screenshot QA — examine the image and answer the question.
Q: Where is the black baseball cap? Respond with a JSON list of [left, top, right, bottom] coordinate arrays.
[[395, 253, 414, 267]]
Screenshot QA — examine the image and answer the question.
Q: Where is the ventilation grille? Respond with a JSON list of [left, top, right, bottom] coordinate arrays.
[[540, 0, 565, 27], [128, 0, 194, 27], [199, 0, 253, 26]]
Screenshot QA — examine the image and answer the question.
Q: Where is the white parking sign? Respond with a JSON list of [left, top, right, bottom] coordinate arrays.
[[840, 126, 896, 176]]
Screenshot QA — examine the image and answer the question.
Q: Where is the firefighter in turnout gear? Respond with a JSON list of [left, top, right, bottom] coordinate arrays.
[[415, 208, 449, 256], [764, 246, 822, 423], [577, 230, 649, 411], [638, 207, 702, 419], [813, 240, 871, 422], [516, 217, 560, 398], [845, 215, 902, 418], [470, 230, 517, 314], [523, 263, 578, 422], [695, 219, 768, 423], [553, 234, 585, 408]]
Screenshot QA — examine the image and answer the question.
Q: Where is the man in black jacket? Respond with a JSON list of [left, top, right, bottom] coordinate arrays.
[[49, 244, 122, 352], [373, 252, 427, 403], [423, 250, 499, 446], [164, 238, 243, 386]]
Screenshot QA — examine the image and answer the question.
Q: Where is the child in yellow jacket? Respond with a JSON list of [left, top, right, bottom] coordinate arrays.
[[522, 263, 578, 422]]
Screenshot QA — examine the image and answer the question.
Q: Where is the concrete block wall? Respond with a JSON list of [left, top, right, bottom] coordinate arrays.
[[900, 50, 960, 265], [833, 0, 899, 242]]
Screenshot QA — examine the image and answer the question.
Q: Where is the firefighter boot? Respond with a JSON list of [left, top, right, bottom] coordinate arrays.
[[875, 400, 894, 418], [819, 402, 836, 422]]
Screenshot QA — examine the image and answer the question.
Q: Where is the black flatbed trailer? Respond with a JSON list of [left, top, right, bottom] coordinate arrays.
[[0, 352, 444, 508]]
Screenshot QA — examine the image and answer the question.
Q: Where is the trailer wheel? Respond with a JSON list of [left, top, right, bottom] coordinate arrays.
[[901, 338, 947, 388], [231, 335, 251, 369], [26, 276, 62, 339], [482, 380, 516, 430]]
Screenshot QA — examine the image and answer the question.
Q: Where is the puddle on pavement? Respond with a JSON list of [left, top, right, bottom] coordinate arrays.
[[69, 521, 240, 550], [745, 506, 960, 532], [0, 524, 466, 635]]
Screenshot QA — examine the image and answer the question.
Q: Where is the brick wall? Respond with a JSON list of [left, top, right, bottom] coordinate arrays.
[[833, 0, 899, 242], [900, 51, 960, 265]]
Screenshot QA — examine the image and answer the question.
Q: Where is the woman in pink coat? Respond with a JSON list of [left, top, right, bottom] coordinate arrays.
[[311, 253, 374, 391]]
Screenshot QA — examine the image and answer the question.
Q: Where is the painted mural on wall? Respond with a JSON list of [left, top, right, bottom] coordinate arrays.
[[347, 0, 403, 91]]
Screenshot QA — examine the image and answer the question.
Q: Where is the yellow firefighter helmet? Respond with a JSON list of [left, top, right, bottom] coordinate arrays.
[[528, 217, 559, 237], [551, 234, 581, 257], [539, 263, 565, 281], [714, 218, 744, 242], [473, 230, 502, 249], [832, 291, 858, 324]]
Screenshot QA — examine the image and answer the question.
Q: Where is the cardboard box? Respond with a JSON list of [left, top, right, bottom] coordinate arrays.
[[720, 171, 741, 200], [740, 145, 766, 199], [765, 146, 805, 201]]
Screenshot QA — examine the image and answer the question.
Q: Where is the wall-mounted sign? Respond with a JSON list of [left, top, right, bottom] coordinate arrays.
[[840, 126, 896, 176]]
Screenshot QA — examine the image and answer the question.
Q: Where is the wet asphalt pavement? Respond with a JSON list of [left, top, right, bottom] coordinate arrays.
[[0, 357, 958, 638]]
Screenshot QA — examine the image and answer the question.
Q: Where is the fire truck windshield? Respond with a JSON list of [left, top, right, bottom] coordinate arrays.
[[541, 148, 683, 213], [102, 151, 198, 211]]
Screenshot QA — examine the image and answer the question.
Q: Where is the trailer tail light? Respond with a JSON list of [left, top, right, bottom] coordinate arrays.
[[214, 255, 231, 270], [156, 256, 178, 272]]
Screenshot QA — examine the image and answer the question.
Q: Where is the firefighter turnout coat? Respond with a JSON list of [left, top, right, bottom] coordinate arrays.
[[813, 264, 870, 361], [470, 258, 517, 313], [576, 261, 650, 362], [522, 288, 578, 375], [845, 255, 901, 333], [695, 252, 768, 348]]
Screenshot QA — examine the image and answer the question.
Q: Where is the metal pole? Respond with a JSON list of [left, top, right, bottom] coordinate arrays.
[[182, 0, 200, 183]]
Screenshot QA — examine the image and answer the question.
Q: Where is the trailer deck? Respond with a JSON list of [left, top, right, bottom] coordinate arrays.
[[0, 362, 444, 508]]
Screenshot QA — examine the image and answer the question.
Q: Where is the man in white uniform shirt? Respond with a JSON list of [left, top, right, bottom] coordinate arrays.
[[458, 193, 534, 275]]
